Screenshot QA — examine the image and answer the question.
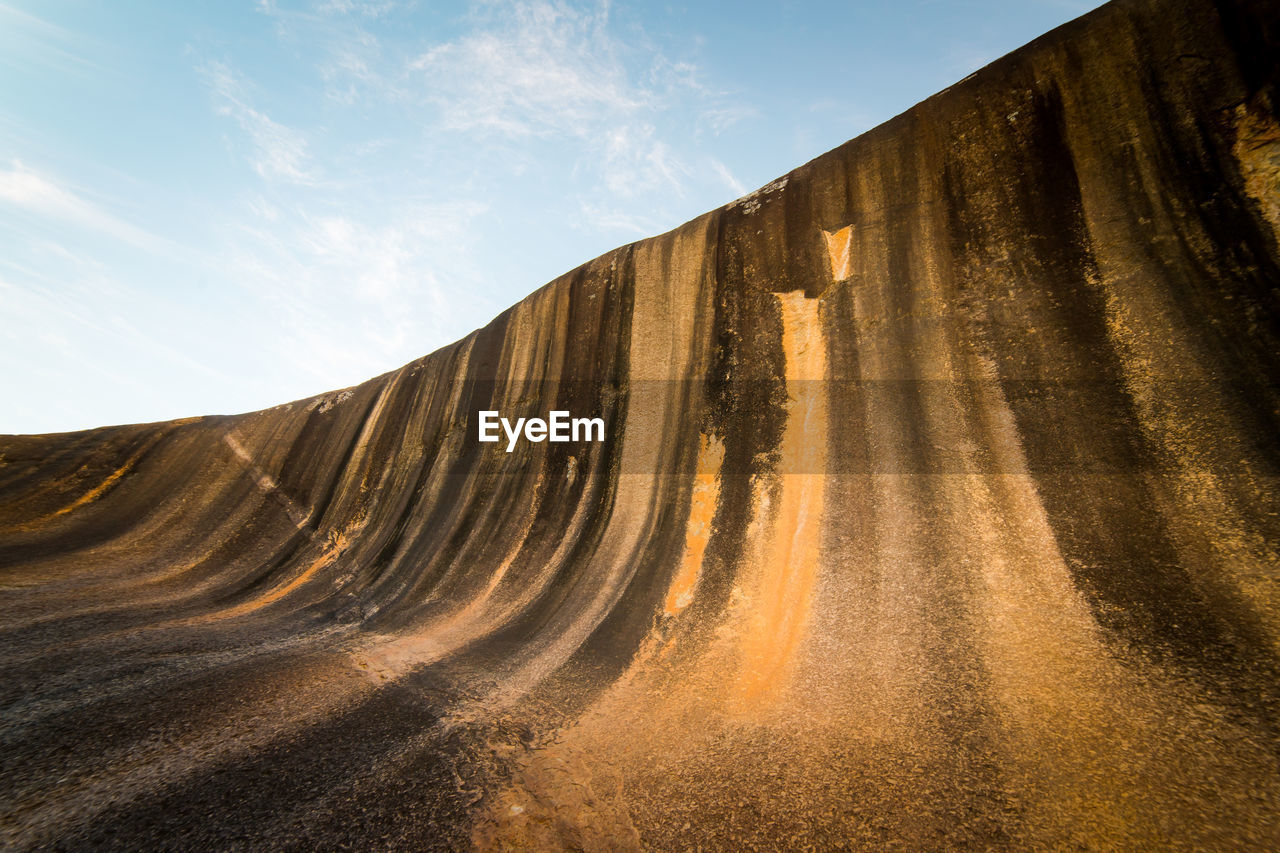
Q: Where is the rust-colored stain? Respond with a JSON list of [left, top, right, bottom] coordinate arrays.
[[822, 225, 853, 281], [735, 291, 827, 704], [206, 518, 364, 622], [18, 436, 159, 528], [663, 435, 723, 617]]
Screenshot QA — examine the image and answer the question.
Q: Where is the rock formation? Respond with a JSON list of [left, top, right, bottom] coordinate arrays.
[[2, 0, 1279, 847]]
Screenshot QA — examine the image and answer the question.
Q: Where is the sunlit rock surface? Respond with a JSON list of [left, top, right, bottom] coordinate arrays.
[[3, 0, 1279, 848]]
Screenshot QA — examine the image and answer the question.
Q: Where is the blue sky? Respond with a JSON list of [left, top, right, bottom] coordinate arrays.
[[0, 0, 1102, 434]]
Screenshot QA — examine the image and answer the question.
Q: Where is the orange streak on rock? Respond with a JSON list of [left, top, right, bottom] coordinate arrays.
[[663, 435, 723, 617], [822, 225, 853, 281], [737, 290, 827, 704], [188, 517, 365, 624], [232, 535, 342, 613], [22, 440, 155, 528]]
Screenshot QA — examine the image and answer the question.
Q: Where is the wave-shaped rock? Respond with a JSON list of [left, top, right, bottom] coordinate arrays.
[[3, 0, 1279, 847]]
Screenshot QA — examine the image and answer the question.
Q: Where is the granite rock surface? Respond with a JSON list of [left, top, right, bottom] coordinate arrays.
[[2, 0, 1280, 848]]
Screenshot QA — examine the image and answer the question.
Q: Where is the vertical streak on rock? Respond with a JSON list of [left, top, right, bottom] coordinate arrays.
[[822, 225, 854, 281], [736, 291, 826, 704], [1046, 19, 1280, 664], [956, 346, 1156, 843], [354, 464, 547, 681], [663, 435, 723, 619]]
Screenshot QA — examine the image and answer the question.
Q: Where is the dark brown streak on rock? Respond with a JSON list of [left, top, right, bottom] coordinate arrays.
[[462, 248, 636, 668]]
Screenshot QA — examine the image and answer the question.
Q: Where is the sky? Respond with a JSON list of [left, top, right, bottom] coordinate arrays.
[[0, 0, 1104, 435]]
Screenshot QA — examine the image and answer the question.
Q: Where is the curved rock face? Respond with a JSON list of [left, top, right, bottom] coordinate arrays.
[[3, 0, 1280, 848]]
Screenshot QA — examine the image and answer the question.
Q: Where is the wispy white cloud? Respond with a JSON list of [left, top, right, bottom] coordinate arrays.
[[185, 0, 759, 401], [0, 3, 103, 76], [402, 0, 751, 206], [700, 103, 759, 135], [409, 1, 647, 138], [0, 4, 75, 39], [576, 201, 657, 237], [252, 2, 400, 106], [0, 269, 232, 387], [205, 62, 317, 185], [224, 197, 493, 387], [316, 0, 401, 17], [647, 55, 706, 95], [242, 0, 757, 207], [709, 158, 746, 196], [599, 123, 689, 197], [321, 39, 384, 104], [0, 161, 168, 251]]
